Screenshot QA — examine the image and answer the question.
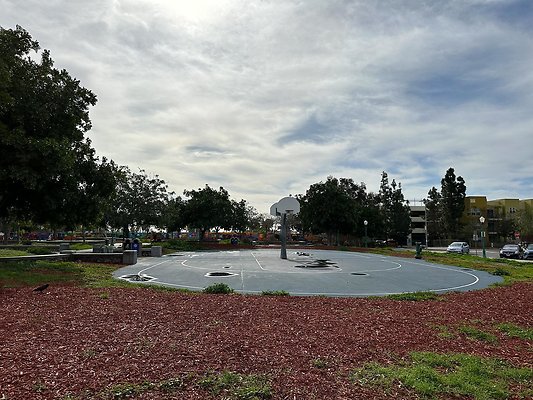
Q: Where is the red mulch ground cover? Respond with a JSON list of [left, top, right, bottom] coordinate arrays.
[[1, 283, 532, 399]]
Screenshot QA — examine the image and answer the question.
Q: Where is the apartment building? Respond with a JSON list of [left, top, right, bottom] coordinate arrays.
[[409, 197, 532, 246]]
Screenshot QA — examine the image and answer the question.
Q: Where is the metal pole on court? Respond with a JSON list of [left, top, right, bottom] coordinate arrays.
[[280, 213, 287, 259]]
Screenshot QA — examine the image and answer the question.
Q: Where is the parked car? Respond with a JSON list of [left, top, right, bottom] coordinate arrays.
[[523, 244, 533, 260], [447, 242, 470, 254], [499, 244, 523, 259]]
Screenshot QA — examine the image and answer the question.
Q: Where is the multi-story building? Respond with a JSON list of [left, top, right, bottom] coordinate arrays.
[[462, 197, 531, 244], [409, 197, 533, 246], [408, 205, 426, 246]]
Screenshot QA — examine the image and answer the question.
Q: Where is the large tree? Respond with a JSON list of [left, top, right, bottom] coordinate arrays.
[[518, 203, 533, 242], [0, 26, 116, 231], [440, 167, 467, 238], [424, 168, 467, 242], [424, 186, 443, 245], [182, 185, 233, 241], [378, 172, 411, 245], [231, 199, 249, 234], [107, 167, 171, 237], [298, 176, 361, 245], [160, 195, 186, 237]]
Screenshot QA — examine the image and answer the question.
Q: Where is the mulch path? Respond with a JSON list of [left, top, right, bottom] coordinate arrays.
[[1, 283, 532, 399]]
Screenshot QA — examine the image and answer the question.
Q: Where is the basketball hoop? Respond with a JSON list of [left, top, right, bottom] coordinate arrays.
[[270, 196, 300, 260], [270, 196, 300, 217]]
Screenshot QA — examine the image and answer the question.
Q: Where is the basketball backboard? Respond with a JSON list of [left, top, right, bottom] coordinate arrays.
[[270, 196, 300, 216]]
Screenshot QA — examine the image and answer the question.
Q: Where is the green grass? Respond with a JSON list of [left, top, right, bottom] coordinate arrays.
[[69, 243, 93, 251], [198, 371, 272, 399], [0, 246, 57, 256], [261, 290, 290, 296], [0, 260, 135, 289], [62, 372, 271, 400], [386, 291, 440, 301], [497, 323, 533, 341], [0, 249, 31, 257], [458, 325, 498, 343], [352, 352, 533, 399], [311, 358, 328, 369], [430, 324, 456, 339]]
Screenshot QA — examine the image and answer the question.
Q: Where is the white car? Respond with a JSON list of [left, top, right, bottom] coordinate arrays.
[[447, 242, 470, 254]]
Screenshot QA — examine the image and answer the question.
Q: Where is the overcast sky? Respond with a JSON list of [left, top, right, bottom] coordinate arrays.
[[2, 0, 532, 213]]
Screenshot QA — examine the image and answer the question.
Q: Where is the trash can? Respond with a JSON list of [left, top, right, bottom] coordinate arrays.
[[132, 239, 141, 255], [415, 242, 422, 259]]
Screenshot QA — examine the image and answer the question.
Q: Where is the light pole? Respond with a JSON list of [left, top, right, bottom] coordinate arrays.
[[479, 216, 486, 258], [364, 220, 368, 248]]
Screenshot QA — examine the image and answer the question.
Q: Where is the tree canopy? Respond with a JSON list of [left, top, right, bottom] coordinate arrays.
[[182, 185, 233, 240], [379, 172, 411, 245], [424, 168, 467, 243], [298, 177, 363, 245], [0, 25, 116, 229], [106, 168, 171, 237]]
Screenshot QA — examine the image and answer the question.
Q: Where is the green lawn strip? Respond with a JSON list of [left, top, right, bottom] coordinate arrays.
[[68, 243, 93, 251], [0, 260, 84, 287], [386, 291, 440, 301], [261, 290, 290, 296], [0, 259, 200, 292], [409, 251, 533, 284], [458, 325, 498, 344], [0, 260, 133, 288], [352, 352, 533, 400], [0, 249, 31, 257], [198, 371, 272, 399], [1, 246, 58, 255], [59, 372, 272, 400], [497, 323, 533, 341], [431, 321, 533, 344]]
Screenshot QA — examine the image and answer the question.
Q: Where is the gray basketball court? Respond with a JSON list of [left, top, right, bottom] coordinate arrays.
[[113, 248, 502, 297]]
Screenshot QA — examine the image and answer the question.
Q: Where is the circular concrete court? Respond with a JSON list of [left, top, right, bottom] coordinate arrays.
[[113, 248, 502, 297]]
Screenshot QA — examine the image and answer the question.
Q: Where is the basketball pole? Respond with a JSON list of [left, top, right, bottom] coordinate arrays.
[[280, 213, 287, 259]]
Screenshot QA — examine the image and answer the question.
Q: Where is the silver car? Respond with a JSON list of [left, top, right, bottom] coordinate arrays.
[[447, 241, 470, 254], [523, 244, 533, 260]]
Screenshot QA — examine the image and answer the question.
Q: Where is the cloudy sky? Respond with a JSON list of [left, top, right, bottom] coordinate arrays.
[[2, 0, 532, 212]]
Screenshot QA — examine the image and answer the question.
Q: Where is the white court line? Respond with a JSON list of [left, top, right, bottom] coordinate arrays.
[[402, 260, 480, 292], [251, 252, 266, 270], [138, 259, 172, 275]]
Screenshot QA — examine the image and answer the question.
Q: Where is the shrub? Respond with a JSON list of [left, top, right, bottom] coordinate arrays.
[[491, 267, 511, 276], [161, 239, 204, 251], [26, 246, 56, 255], [203, 283, 234, 294]]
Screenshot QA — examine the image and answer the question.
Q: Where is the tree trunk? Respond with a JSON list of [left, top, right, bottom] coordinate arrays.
[[122, 224, 129, 239]]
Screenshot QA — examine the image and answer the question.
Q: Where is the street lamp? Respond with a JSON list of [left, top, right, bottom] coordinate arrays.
[[479, 216, 486, 258], [364, 220, 368, 248]]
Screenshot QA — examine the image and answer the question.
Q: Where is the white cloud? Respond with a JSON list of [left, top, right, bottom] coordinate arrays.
[[2, 0, 532, 212]]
